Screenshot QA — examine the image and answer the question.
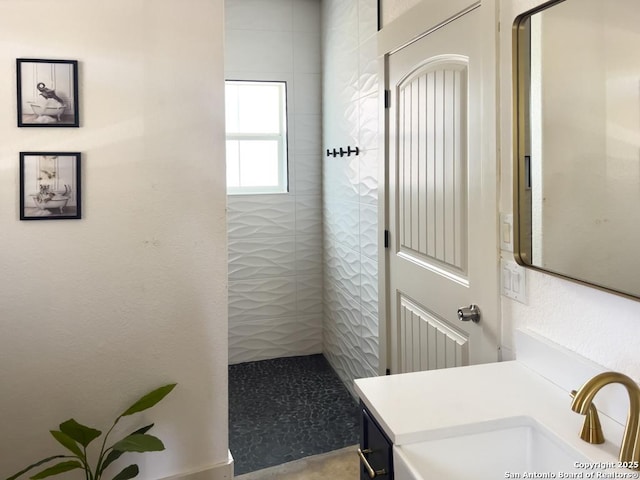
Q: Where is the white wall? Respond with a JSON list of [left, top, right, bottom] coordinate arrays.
[[322, 0, 381, 395], [0, 1, 230, 479], [225, 0, 324, 364], [500, 0, 640, 380]]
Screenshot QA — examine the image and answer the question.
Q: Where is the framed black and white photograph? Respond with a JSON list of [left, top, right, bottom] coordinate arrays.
[[20, 152, 82, 220], [16, 59, 79, 127]]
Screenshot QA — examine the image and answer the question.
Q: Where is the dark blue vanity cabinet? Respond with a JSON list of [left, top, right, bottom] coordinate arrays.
[[359, 401, 394, 479]]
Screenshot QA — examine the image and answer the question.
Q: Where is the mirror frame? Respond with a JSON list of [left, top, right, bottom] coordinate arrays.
[[512, 0, 640, 301]]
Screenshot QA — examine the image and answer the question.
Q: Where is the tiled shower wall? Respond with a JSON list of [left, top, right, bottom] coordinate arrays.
[[225, 0, 323, 365], [322, 0, 381, 395]]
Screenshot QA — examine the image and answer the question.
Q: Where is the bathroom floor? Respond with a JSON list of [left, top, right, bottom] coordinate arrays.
[[234, 445, 359, 479], [228, 354, 360, 476]]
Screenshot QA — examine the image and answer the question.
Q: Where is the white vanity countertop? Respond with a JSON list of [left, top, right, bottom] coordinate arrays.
[[354, 361, 626, 465]]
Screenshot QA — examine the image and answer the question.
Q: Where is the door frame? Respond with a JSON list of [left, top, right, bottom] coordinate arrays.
[[377, 0, 500, 375]]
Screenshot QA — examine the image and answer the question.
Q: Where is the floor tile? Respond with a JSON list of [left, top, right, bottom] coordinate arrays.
[[229, 354, 360, 475]]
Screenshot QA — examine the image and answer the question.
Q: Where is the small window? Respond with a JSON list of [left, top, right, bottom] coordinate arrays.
[[225, 80, 288, 194]]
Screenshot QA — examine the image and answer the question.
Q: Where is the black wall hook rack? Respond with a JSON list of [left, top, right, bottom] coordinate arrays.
[[326, 145, 360, 157]]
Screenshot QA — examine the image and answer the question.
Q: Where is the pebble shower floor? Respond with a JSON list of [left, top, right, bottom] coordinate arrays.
[[228, 354, 360, 475]]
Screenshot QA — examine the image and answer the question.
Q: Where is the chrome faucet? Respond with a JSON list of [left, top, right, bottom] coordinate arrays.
[[571, 372, 640, 469]]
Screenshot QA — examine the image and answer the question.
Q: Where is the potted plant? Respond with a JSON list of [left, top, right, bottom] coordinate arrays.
[[6, 383, 177, 480]]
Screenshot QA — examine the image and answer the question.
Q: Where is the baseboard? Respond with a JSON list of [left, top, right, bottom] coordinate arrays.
[[159, 451, 234, 480]]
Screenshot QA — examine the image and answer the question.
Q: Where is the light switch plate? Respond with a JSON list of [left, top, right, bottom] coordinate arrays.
[[500, 213, 513, 252], [501, 258, 527, 304]]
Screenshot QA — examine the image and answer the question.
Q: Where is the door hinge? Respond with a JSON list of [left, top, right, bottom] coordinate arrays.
[[524, 155, 532, 189], [384, 89, 391, 109], [384, 230, 390, 248]]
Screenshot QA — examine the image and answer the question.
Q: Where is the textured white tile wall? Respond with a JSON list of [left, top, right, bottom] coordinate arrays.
[[322, 0, 380, 396], [226, 0, 293, 31], [226, 0, 380, 382], [225, 0, 323, 365]]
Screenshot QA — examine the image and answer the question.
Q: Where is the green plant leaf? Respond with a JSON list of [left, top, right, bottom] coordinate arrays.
[[131, 423, 155, 436], [99, 450, 123, 475], [59, 419, 102, 447], [5, 456, 68, 480], [111, 434, 165, 453], [50, 430, 84, 458], [30, 461, 83, 479], [111, 465, 139, 480], [100, 424, 154, 471], [120, 384, 176, 417]]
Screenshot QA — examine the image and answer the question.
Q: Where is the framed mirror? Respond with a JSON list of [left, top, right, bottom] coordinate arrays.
[[513, 0, 640, 300]]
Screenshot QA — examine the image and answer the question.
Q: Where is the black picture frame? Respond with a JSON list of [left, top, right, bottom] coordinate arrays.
[[20, 152, 82, 220], [17, 59, 79, 127]]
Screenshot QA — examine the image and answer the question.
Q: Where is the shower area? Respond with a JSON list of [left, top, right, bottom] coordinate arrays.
[[225, 0, 381, 474]]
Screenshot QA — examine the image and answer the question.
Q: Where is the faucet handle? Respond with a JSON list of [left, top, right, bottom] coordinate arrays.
[[570, 390, 605, 444]]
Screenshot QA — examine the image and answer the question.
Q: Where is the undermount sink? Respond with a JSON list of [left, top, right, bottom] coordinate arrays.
[[393, 416, 593, 480]]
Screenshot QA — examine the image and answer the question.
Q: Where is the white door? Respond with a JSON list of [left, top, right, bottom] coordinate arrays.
[[386, 5, 499, 373]]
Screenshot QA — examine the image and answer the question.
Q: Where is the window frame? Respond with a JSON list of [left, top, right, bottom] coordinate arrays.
[[225, 79, 289, 195]]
